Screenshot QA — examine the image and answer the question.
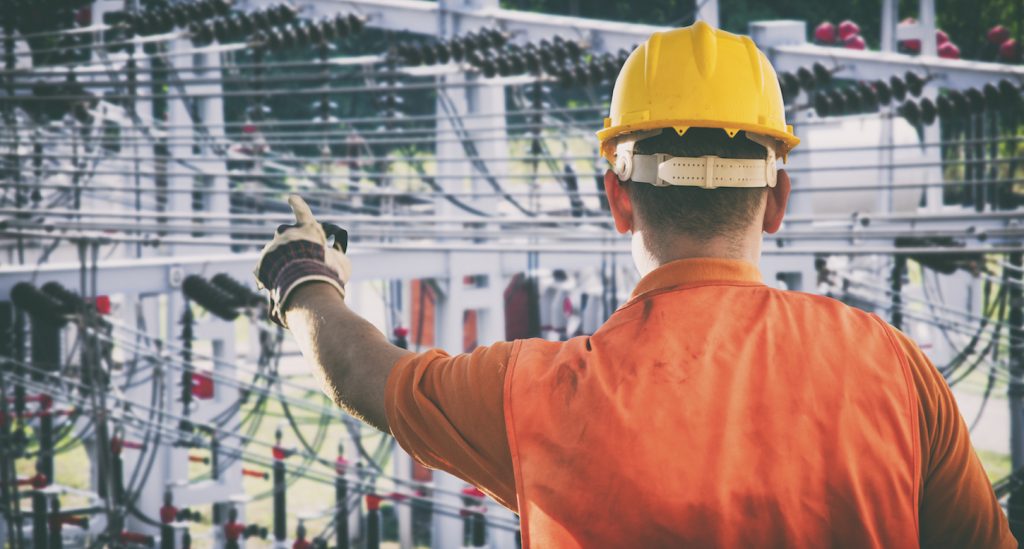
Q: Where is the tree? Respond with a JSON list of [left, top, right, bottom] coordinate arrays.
[[500, 0, 1023, 62]]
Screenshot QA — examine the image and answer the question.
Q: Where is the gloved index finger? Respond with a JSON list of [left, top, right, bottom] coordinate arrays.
[[288, 194, 316, 225]]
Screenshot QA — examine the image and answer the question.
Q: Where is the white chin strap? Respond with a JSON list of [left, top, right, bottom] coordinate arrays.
[[612, 131, 779, 189]]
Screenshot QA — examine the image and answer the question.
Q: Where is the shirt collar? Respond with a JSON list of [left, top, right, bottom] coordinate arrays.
[[629, 257, 764, 301]]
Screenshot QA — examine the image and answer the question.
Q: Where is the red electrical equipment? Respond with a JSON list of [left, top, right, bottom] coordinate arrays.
[[110, 437, 144, 455], [190, 372, 214, 399], [813, 21, 836, 44], [837, 20, 860, 42], [1000, 39, 1020, 62], [987, 25, 1010, 45], [160, 504, 178, 524], [119, 531, 155, 546], [844, 35, 866, 50], [939, 41, 961, 59], [459, 486, 488, 517], [13, 473, 48, 489], [242, 468, 270, 480], [223, 520, 246, 542], [365, 493, 383, 512], [95, 295, 111, 315]]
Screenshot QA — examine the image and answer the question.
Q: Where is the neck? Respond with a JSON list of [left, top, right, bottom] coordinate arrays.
[[632, 228, 763, 277]]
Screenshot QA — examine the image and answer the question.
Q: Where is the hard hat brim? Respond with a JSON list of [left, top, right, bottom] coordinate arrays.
[[597, 119, 800, 161]]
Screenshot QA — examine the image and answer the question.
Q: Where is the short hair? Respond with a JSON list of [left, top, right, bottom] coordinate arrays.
[[623, 128, 768, 244]]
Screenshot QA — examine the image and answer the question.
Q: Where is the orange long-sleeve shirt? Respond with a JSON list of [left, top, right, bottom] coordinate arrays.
[[384, 258, 1014, 547]]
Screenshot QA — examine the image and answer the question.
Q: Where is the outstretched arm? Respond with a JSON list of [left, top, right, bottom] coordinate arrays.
[[253, 194, 409, 433], [284, 283, 410, 432]]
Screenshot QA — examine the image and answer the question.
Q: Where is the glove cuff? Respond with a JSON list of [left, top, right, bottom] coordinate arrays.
[[266, 257, 346, 328]]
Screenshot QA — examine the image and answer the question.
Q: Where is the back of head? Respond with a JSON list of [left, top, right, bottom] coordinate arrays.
[[624, 128, 769, 249], [596, 22, 800, 262]]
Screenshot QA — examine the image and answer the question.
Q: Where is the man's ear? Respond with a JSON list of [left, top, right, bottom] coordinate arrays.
[[604, 170, 634, 234], [763, 169, 791, 234]]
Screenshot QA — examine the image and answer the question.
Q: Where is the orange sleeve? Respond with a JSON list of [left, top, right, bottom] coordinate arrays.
[[384, 342, 517, 511], [890, 329, 1015, 547]]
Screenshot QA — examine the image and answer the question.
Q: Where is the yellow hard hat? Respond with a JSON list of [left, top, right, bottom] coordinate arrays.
[[597, 21, 800, 163]]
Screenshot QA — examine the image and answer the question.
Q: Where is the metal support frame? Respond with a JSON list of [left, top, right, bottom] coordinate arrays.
[[694, 0, 719, 28], [1008, 251, 1024, 537]]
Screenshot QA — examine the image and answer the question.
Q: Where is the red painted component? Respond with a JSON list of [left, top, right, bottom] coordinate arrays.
[[935, 29, 949, 45], [188, 455, 210, 464], [988, 25, 1010, 45], [813, 21, 835, 44], [365, 494, 383, 511], [224, 522, 246, 541], [388, 492, 409, 502], [272, 446, 289, 460], [110, 437, 142, 456], [292, 540, 313, 549], [938, 41, 961, 59], [902, 38, 922, 53], [335, 455, 347, 475], [896, 18, 920, 53], [393, 326, 409, 338], [837, 20, 860, 42], [119, 531, 153, 545], [63, 516, 87, 527], [190, 372, 214, 399], [95, 295, 111, 315], [242, 468, 269, 480], [461, 487, 485, 499], [999, 39, 1020, 62], [844, 35, 867, 50], [14, 473, 48, 488], [160, 505, 178, 524], [242, 124, 258, 134], [459, 505, 488, 517]]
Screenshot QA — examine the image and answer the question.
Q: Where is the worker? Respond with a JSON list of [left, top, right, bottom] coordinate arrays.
[[254, 21, 1014, 548]]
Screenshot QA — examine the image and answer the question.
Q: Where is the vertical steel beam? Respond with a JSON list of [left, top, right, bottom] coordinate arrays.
[[918, 0, 938, 57], [694, 0, 719, 28], [1008, 251, 1024, 539], [890, 255, 906, 330], [31, 492, 46, 549], [273, 458, 286, 543], [880, 0, 897, 52]]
